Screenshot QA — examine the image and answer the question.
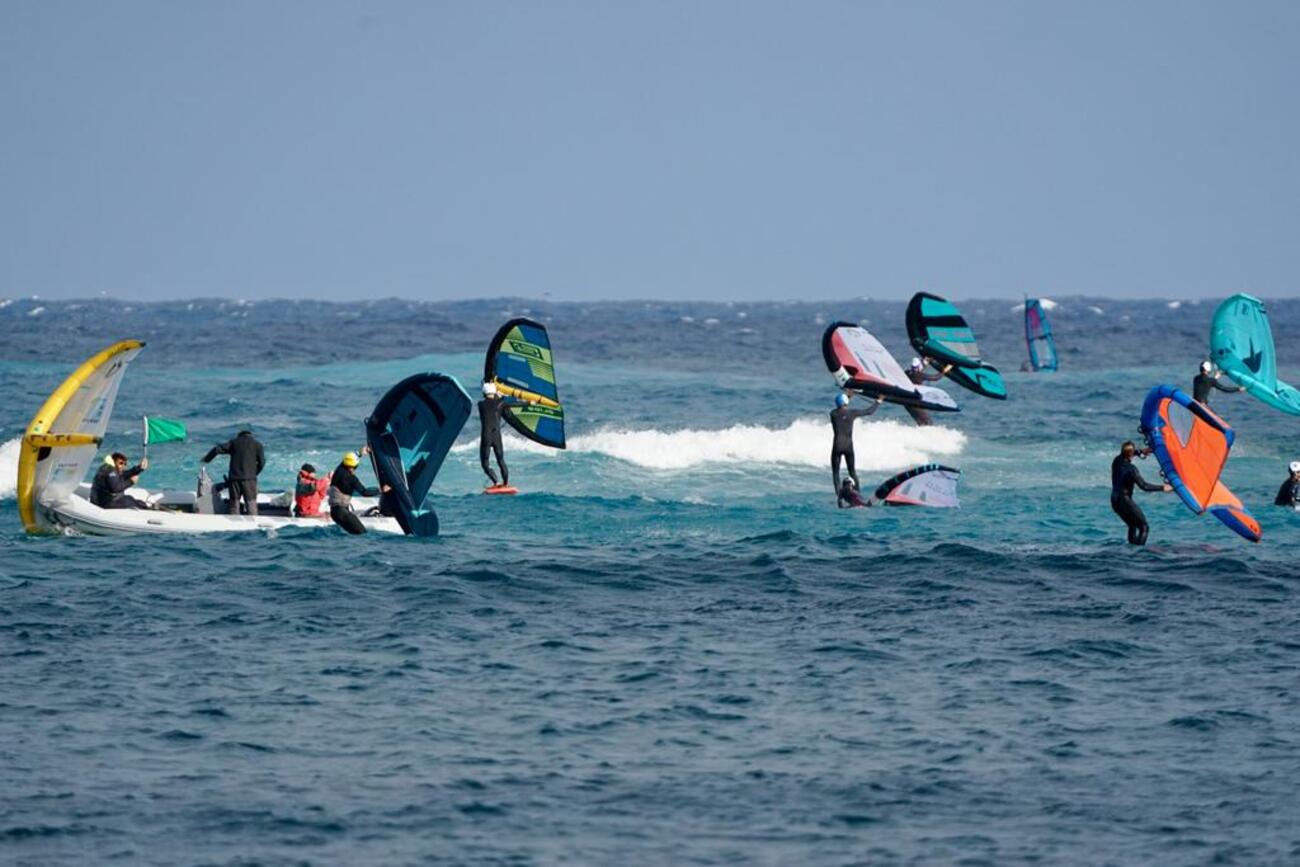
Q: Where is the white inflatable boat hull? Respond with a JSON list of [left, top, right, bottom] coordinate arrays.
[[35, 485, 402, 536]]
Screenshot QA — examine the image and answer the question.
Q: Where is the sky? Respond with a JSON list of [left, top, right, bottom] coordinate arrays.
[[1, 1, 1297, 302]]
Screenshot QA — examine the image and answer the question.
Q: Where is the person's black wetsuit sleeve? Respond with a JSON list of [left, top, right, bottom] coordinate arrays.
[[202, 441, 231, 463], [1212, 377, 1241, 393], [922, 369, 946, 382], [106, 468, 141, 496], [1132, 465, 1164, 493], [255, 441, 265, 475], [345, 472, 379, 498], [850, 405, 878, 419]]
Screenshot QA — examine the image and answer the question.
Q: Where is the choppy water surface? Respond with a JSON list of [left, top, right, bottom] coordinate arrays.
[[2, 296, 1298, 864]]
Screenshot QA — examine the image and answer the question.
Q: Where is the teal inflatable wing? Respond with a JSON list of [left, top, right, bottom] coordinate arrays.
[[945, 364, 1008, 400], [904, 293, 1008, 400], [906, 293, 982, 368], [1210, 294, 1300, 416]]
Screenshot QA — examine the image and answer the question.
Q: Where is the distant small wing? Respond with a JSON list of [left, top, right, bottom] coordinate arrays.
[[1024, 299, 1058, 371], [1139, 385, 1232, 515], [874, 464, 961, 507], [1210, 294, 1300, 416], [485, 318, 566, 448], [822, 322, 959, 412], [906, 292, 983, 369], [1206, 481, 1262, 543]]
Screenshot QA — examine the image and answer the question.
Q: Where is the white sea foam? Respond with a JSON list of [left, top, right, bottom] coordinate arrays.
[[456, 418, 965, 471], [1, 437, 20, 499]]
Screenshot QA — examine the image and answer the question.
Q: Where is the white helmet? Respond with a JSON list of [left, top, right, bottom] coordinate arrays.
[[1200, 360, 1213, 374], [482, 381, 498, 396], [909, 357, 923, 370], [1290, 461, 1300, 474]]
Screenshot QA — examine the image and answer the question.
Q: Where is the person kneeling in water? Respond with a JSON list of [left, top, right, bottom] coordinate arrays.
[[837, 477, 873, 508], [328, 447, 391, 534], [1110, 440, 1171, 545]]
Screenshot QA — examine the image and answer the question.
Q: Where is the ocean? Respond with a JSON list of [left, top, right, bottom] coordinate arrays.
[[2, 295, 1298, 865]]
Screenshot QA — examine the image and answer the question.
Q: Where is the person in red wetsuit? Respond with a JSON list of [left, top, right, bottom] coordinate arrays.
[[294, 463, 330, 517]]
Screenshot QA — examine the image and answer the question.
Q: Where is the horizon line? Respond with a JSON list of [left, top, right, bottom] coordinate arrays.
[[1, 291, 1293, 307]]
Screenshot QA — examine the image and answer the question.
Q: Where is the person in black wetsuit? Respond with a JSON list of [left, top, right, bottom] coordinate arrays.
[[830, 392, 883, 494], [202, 429, 265, 515], [1192, 360, 1241, 406], [478, 381, 532, 489], [1111, 440, 1171, 545], [1275, 461, 1300, 507], [327, 447, 390, 534], [904, 357, 952, 426], [90, 452, 150, 509]]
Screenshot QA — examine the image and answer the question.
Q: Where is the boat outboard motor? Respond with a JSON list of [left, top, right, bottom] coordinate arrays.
[[194, 466, 220, 514]]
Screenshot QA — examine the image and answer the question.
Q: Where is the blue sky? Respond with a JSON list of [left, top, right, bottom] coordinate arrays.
[[2, 1, 1297, 301]]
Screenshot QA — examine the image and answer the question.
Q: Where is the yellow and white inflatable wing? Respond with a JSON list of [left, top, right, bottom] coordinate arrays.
[[18, 340, 145, 532]]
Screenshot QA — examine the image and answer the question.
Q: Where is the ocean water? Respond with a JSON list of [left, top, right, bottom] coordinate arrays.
[[1, 296, 1298, 865]]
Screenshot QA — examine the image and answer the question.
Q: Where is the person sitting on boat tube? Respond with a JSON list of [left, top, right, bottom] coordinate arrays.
[[294, 463, 330, 517], [90, 452, 151, 509]]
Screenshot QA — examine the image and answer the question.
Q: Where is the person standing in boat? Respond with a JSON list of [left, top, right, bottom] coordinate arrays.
[[202, 428, 265, 516]]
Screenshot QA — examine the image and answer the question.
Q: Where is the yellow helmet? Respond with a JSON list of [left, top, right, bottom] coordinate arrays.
[[342, 451, 360, 468]]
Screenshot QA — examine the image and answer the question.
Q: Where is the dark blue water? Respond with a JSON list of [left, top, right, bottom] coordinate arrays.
[[2, 296, 1299, 864]]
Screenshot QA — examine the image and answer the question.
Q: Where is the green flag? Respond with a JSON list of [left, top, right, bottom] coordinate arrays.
[[143, 416, 187, 445]]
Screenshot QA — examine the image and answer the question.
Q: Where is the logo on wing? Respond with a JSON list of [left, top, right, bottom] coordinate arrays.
[[1244, 342, 1263, 373]]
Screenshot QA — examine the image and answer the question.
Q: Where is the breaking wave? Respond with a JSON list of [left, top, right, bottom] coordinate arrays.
[[455, 418, 965, 471], [0, 437, 18, 500]]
